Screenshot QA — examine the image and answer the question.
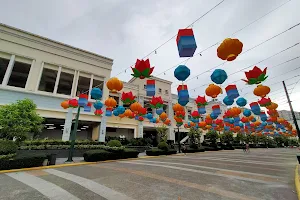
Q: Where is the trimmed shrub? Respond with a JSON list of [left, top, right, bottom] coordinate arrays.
[[0, 153, 46, 170], [146, 148, 177, 156], [83, 148, 139, 162], [158, 141, 169, 151], [0, 140, 18, 155], [121, 148, 139, 159], [107, 140, 122, 147], [185, 147, 205, 153]]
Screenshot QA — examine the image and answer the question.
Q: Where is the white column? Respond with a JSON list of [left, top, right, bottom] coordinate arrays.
[[62, 108, 73, 141], [53, 66, 61, 94], [167, 100, 175, 141], [98, 78, 109, 142], [137, 96, 144, 138], [2, 55, 15, 86]]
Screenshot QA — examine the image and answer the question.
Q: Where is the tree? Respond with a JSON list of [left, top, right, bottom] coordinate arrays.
[[188, 128, 202, 148], [220, 132, 233, 145], [0, 99, 44, 141], [234, 133, 245, 144], [206, 130, 219, 145], [156, 125, 168, 142]]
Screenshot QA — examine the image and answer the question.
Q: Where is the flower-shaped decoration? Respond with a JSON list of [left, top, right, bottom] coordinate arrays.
[[242, 66, 268, 85], [258, 97, 271, 107], [121, 91, 136, 105], [175, 110, 185, 119], [138, 107, 147, 116], [149, 96, 164, 109], [131, 59, 154, 79], [195, 96, 208, 107], [191, 111, 200, 119]]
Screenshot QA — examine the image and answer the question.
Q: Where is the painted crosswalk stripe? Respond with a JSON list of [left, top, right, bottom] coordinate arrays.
[[44, 169, 134, 200], [6, 172, 80, 200]]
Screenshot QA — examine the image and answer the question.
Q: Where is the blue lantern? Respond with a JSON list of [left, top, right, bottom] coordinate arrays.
[[224, 126, 230, 131], [116, 106, 125, 114], [210, 112, 218, 119], [84, 104, 91, 112], [251, 118, 256, 122], [228, 118, 234, 124], [93, 100, 103, 110], [267, 121, 273, 125], [174, 65, 190, 81], [212, 123, 217, 128], [243, 109, 251, 117], [78, 94, 88, 107], [91, 88, 103, 99], [236, 97, 247, 107], [151, 118, 157, 123], [260, 112, 267, 122], [178, 90, 189, 101], [176, 28, 197, 57], [211, 69, 228, 84], [113, 109, 119, 116], [225, 85, 239, 100], [198, 107, 206, 114], [178, 99, 189, 106], [146, 113, 153, 120], [156, 108, 163, 115], [234, 116, 240, 122], [105, 109, 112, 117], [223, 96, 234, 106]]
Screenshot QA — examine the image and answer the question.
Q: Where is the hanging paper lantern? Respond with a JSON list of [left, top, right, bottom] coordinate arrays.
[[260, 112, 267, 122], [146, 80, 155, 96], [124, 109, 133, 118], [223, 96, 234, 106], [78, 94, 88, 107], [61, 100, 69, 109], [212, 105, 221, 115], [210, 112, 218, 119], [94, 109, 103, 116], [195, 96, 208, 107], [105, 98, 117, 109], [236, 97, 247, 107], [243, 109, 251, 117], [205, 84, 222, 98], [106, 77, 123, 93], [258, 97, 271, 107], [173, 103, 184, 112], [253, 85, 270, 98], [113, 109, 119, 116], [174, 65, 190, 81], [178, 99, 189, 107], [116, 106, 125, 114], [130, 102, 142, 113], [68, 99, 78, 108], [131, 59, 154, 79], [217, 38, 243, 61], [121, 91, 136, 105], [91, 88, 103, 99], [191, 111, 200, 119], [211, 69, 228, 84], [164, 118, 171, 126], [105, 109, 112, 117], [84, 102, 92, 112], [160, 112, 168, 121], [242, 66, 268, 85], [138, 107, 147, 116], [146, 113, 153, 120], [250, 102, 261, 115], [266, 102, 278, 110], [119, 114, 125, 118], [225, 85, 239, 100], [230, 107, 241, 117], [177, 84, 189, 101], [93, 100, 103, 110], [138, 116, 144, 122], [198, 107, 206, 115], [156, 108, 163, 115], [176, 28, 197, 57], [149, 96, 164, 109]]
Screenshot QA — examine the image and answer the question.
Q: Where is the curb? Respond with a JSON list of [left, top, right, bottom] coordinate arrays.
[[295, 165, 300, 200]]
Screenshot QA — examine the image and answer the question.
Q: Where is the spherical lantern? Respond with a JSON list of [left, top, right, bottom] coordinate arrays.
[[91, 88, 103, 99], [173, 103, 184, 112], [124, 109, 133, 117], [174, 65, 190, 81], [205, 84, 222, 98], [236, 97, 247, 107], [113, 109, 119, 116], [106, 77, 123, 93], [253, 85, 270, 98], [105, 97, 117, 109], [223, 96, 234, 106], [160, 112, 168, 121], [198, 107, 206, 115], [117, 106, 125, 114], [243, 109, 251, 117], [130, 102, 142, 113], [211, 69, 228, 84], [93, 100, 103, 110], [61, 100, 69, 109], [266, 102, 278, 110], [156, 108, 164, 115], [217, 38, 243, 61]]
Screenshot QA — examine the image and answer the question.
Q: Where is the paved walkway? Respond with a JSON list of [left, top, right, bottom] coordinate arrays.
[[0, 148, 298, 200]]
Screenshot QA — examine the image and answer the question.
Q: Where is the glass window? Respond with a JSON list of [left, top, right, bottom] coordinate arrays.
[[57, 71, 74, 95], [159, 88, 162, 93], [165, 90, 169, 95], [8, 61, 31, 88], [0, 57, 10, 84], [77, 75, 90, 94], [144, 85, 146, 89], [38, 68, 57, 93]]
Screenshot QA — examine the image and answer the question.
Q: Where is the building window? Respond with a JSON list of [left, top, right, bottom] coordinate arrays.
[[38, 68, 57, 92], [57, 71, 74, 95], [165, 90, 169, 95], [144, 85, 146, 89], [8, 61, 31, 88], [0, 57, 10, 84], [159, 88, 162, 93], [77, 75, 90, 94]]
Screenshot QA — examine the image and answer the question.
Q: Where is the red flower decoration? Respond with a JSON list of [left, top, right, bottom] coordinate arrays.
[[138, 116, 144, 122], [131, 59, 154, 79], [258, 97, 271, 107], [191, 111, 200, 119], [175, 111, 185, 119], [69, 99, 78, 108], [149, 96, 163, 109], [242, 66, 268, 85], [215, 119, 223, 125], [94, 109, 103, 116], [121, 91, 136, 105], [138, 107, 147, 116], [195, 96, 208, 107]]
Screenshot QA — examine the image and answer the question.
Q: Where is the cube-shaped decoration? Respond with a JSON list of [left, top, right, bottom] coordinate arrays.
[[260, 112, 267, 121], [198, 106, 206, 114], [105, 109, 112, 117], [176, 29, 197, 57], [146, 80, 155, 96], [225, 85, 239, 100], [250, 102, 261, 115], [177, 84, 188, 92], [178, 90, 189, 101], [212, 105, 221, 115], [84, 105, 91, 112], [234, 116, 240, 122]]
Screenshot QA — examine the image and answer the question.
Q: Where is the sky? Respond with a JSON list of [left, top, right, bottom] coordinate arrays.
[[0, 0, 299, 111]]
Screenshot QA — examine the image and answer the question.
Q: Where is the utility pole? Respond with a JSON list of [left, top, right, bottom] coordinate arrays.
[[282, 81, 300, 137]]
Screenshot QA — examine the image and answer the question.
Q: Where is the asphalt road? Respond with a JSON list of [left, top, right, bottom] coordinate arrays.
[[0, 148, 298, 200]]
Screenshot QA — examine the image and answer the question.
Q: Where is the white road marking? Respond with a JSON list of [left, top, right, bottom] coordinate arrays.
[[44, 169, 134, 200], [6, 172, 80, 200]]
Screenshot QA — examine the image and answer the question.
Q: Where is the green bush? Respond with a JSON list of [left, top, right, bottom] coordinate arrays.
[[146, 148, 177, 156], [21, 139, 101, 146], [158, 141, 169, 151], [0, 140, 18, 155], [189, 143, 198, 149], [0, 153, 46, 170], [83, 148, 139, 162], [107, 140, 122, 147], [121, 148, 139, 159], [185, 147, 205, 153]]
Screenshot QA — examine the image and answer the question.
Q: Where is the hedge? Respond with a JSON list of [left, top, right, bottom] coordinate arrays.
[[83, 148, 139, 162], [19, 144, 125, 151], [146, 148, 177, 156], [21, 139, 102, 146], [0, 153, 47, 170], [0, 140, 18, 155], [184, 147, 205, 153]]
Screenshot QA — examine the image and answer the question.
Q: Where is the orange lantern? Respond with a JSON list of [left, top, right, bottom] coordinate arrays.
[[119, 114, 125, 118], [173, 103, 184, 112], [124, 109, 133, 117], [160, 112, 168, 121], [106, 77, 123, 93], [205, 84, 222, 98], [190, 122, 195, 127], [105, 97, 117, 108], [233, 126, 241, 132], [248, 115, 254, 121], [198, 121, 207, 128], [174, 116, 183, 123], [266, 102, 278, 110], [217, 38, 243, 61], [277, 118, 285, 124], [205, 125, 212, 129], [61, 100, 69, 109], [253, 85, 270, 98], [229, 107, 241, 117], [164, 118, 171, 126], [130, 102, 142, 113]]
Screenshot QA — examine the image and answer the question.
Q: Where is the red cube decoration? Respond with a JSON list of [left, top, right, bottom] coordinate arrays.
[[146, 80, 155, 96], [176, 28, 197, 57], [225, 85, 239, 100]]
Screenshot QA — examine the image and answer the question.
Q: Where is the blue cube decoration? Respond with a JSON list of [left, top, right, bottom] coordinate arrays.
[[198, 107, 206, 114], [234, 116, 240, 122], [176, 29, 197, 57], [178, 90, 189, 101], [105, 109, 112, 117], [146, 80, 155, 96], [84, 104, 91, 112], [260, 112, 267, 121], [225, 85, 239, 100], [178, 99, 189, 106]]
